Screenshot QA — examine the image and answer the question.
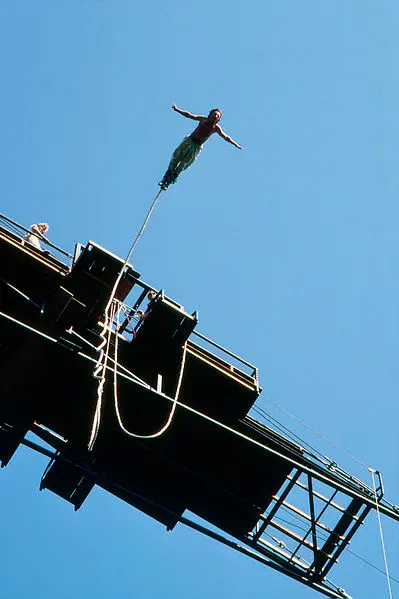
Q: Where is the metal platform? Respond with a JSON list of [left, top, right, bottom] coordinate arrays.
[[1, 212, 398, 599]]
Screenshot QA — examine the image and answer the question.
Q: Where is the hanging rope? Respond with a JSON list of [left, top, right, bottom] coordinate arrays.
[[90, 188, 163, 450], [89, 301, 116, 451], [369, 469, 393, 599], [112, 302, 187, 439]]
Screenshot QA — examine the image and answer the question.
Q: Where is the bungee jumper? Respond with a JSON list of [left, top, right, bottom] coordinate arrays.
[[159, 104, 242, 190]]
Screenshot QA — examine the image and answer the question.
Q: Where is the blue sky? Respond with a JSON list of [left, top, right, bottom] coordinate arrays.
[[0, 1, 398, 598]]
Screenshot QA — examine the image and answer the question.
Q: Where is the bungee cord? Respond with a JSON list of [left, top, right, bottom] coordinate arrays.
[[90, 188, 164, 450], [260, 396, 372, 471]]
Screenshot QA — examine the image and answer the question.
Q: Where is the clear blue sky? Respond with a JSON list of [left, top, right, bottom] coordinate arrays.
[[0, 1, 398, 598]]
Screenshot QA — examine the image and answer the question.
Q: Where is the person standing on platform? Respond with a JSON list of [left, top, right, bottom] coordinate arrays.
[[25, 223, 50, 253]]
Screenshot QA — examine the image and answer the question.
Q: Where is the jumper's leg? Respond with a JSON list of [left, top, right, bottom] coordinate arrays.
[[158, 137, 202, 190]]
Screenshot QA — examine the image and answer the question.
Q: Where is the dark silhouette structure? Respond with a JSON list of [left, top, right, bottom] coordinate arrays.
[[1, 213, 398, 599]]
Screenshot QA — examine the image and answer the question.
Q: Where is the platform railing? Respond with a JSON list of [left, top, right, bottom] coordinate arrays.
[[0, 213, 73, 264], [191, 329, 258, 381], [117, 277, 258, 384]]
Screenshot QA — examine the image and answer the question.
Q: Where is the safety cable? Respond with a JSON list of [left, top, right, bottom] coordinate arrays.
[[261, 397, 371, 471], [243, 413, 333, 473], [250, 407, 374, 503], [370, 469, 393, 599], [253, 403, 326, 461], [347, 548, 399, 586], [251, 405, 372, 495], [252, 404, 330, 465]]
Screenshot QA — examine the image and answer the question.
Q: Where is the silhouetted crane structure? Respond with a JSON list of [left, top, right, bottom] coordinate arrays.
[[1, 213, 398, 599]]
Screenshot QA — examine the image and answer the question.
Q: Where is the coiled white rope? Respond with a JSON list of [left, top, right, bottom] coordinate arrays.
[[112, 302, 187, 439]]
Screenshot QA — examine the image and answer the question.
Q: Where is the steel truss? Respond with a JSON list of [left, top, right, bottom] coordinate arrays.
[[11, 416, 399, 599]]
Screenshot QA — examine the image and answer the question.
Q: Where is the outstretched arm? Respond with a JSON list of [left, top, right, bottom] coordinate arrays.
[[216, 126, 242, 149], [172, 104, 205, 121]]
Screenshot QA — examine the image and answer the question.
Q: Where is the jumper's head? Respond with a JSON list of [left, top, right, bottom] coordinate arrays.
[[38, 223, 49, 233], [147, 290, 157, 301], [208, 108, 222, 123]]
